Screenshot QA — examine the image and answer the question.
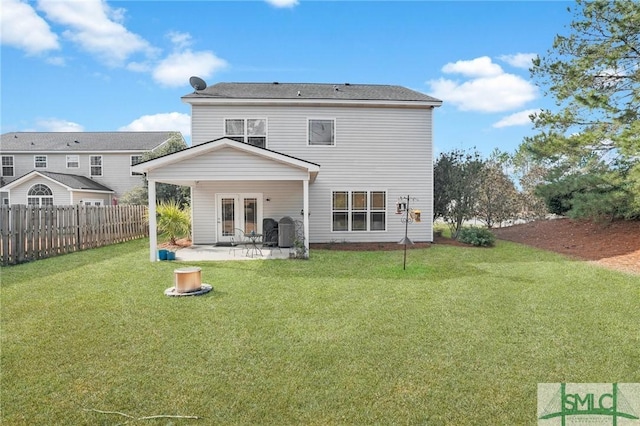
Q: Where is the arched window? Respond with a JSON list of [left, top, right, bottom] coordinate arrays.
[[27, 184, 54, 206]]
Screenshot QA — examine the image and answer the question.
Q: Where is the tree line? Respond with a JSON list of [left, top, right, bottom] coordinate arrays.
[[434, 148, 547, 238], [436, 1, 639, 238]]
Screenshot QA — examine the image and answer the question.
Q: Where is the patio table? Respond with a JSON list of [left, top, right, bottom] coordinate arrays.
[[244, 232, 263, 258]]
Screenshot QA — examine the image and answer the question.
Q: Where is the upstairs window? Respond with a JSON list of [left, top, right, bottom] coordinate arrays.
[[1, 156, 14, 177], [66, 155, 79, 169], [34, 155, 47, 169], [308, 119, 335, 146], [90, 155, 102, 177], [225, 118, 267, 148], [131, 155, 143, 176], [332, 190, 386, 232]]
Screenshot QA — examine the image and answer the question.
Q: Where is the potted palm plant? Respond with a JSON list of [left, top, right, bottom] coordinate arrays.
[[155, 200, 191, 259]]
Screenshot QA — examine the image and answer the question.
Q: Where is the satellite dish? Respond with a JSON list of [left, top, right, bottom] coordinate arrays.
[[189, 76, 207, 91]]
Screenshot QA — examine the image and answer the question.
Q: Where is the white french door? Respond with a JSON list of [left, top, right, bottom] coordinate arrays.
[[216, 193, 262, 243]]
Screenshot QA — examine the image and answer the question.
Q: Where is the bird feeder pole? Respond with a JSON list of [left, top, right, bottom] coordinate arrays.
[[397, 194, 417, 270]]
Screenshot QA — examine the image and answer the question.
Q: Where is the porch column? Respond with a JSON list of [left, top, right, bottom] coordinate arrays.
[[148, 179, 158, 262], [303, 177, 310, 257]]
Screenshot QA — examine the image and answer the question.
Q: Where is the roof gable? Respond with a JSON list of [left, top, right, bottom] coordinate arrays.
[[1, 171, 114, 192], [0, 131, 181, 153], [132, 137, 320, 180]]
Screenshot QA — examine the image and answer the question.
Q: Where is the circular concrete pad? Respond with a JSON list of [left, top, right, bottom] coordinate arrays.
[[164, 283, 213, 297]]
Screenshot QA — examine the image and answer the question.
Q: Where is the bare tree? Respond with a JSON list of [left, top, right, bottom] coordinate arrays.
[[476, 163, 519, 228]]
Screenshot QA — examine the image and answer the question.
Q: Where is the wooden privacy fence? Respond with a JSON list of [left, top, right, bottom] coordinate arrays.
[[0, 205, 148, 266]]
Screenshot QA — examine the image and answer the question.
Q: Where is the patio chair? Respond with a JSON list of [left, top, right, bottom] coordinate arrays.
[[229, 228, 249, 256]]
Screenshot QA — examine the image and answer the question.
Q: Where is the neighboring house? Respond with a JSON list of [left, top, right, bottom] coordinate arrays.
[[132, 82, 442, 260], [0, 131, 182, 206]]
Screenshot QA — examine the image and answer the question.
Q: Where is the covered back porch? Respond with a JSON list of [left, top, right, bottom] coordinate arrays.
[[132, 138, 319, 262]]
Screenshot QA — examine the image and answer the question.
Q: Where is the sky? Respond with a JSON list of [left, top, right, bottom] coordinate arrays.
[[1, 0, 575, 157]]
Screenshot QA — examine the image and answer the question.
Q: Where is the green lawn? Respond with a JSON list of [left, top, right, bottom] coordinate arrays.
[[1, 238, 638, 425]]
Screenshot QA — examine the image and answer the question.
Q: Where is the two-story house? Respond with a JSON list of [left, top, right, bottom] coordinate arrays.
[[133, 82, 442, 260], [0, 131, 182, 206]]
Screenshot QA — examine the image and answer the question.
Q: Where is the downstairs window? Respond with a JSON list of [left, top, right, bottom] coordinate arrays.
[[332, 190, 386, 232]]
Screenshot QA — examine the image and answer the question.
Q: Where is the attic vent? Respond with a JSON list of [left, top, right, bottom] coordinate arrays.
[[333, 85, 339, 91], [273, 82, 279, 84], [297, 91, 301, 97], [74, 140, 80, 143], [345, 83, 351, 86]]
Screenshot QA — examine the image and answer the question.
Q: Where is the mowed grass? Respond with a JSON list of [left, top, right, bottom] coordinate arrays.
[[1, 238, 638, 425]]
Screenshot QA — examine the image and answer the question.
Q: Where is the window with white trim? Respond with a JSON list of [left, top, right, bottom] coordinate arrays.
[[309, 119, 335, 146], [27, 184, 53, 206], [90, 155, 102, 176], [1, 156, 14, 177], [34, 155, 47, 168], [66, 155, 79, 169], [131, 155, 143, 176], [224, 118, 266, 148], [332, 190, 386, 232]]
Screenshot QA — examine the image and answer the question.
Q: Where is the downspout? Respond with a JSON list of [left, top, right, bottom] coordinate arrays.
[[148, 179, 158, 262], [303, 177, 310, 258]]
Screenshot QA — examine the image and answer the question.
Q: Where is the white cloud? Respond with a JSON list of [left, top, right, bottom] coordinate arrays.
[[5, 1, 230, 90], [265, 0, 299, 8], [126, 61, 151, 73], [428, 56, 538, 113], [492, 109, 540, 128], [499, 53, 536, 69], [442, 56, 503, 78], [46, 56, 66, 66], [0, 0, 59, 55], [37, 0, 157, 66], [119, 112, 191, 138], [37, 118, 84, 132], [167, 31, 192, 50], [152, 50, 227, 87]]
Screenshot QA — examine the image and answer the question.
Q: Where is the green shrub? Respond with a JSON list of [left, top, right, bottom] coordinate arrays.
[[156, 200, 191, 244], [457, 227, 495, 247]]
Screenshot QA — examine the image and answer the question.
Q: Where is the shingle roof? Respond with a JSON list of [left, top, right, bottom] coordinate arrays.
[[0, 131, 178, 152], [20, 171, 114, 192], [183, 82, 442, 103]]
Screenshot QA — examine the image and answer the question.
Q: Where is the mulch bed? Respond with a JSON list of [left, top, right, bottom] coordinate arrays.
[[492, 218, 640, 275]]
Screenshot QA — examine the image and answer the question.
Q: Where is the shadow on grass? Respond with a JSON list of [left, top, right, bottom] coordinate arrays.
[[2, 238, 151, 287]]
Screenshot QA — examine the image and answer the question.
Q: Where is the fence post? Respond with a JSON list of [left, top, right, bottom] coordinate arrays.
[[0, 206, 10, 265]]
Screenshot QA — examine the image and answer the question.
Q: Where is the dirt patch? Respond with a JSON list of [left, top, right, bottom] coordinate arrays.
[[158, 238, 193, 251], [492, 218, 640, 275]]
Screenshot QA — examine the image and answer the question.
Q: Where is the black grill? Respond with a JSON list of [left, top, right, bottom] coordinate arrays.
[[263, 218, 279, 246]]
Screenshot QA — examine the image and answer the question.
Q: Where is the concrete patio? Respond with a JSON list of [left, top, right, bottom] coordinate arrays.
[[173, 244, 292, 262]]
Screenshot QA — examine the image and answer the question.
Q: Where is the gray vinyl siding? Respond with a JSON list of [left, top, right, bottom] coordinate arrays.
[[190, 104, 434, 243], [9, 176, 72, 206], [9, 176, 72, 205], [3, 152, 147, 198], [6, 177, 112, 206], [149, 147, 309, 182], [191, 180, 303, 244]]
